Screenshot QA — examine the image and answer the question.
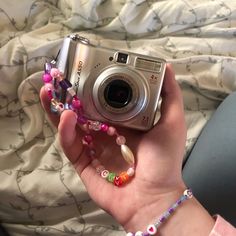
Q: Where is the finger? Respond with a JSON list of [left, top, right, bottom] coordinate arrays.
[[159, 64, 185, 125], [40, 85, 60, 127], [58, 110, 82, 163]]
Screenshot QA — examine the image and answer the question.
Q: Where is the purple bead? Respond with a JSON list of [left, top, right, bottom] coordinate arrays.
[[42, 73, 52, 83], [160, 216, 166, 223], [168, 207, 174, 214], [77, 115, 88, 124], [59, 79, 72, 90], [44, 62, 52, 74], [143, 233, 150, 236], [177, 199, 182, 205]]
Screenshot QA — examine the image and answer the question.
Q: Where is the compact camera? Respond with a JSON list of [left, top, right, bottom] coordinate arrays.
[[56, 34, 166, 131]]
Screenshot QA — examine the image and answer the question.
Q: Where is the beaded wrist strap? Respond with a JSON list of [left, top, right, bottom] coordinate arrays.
[[126, 189, 193, 236], [42, 61, 135, 187]]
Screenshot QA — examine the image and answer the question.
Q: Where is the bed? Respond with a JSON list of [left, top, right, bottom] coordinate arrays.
[[0, 0, 236, 235]]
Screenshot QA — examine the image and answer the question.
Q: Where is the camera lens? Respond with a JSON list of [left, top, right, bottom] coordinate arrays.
[[104, 79, 132, 108], [117, 52, 128, 64]]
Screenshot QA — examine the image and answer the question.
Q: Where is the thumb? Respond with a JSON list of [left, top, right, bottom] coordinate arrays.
[[58, 110, 83, 163], [159, 64, 185, 126]]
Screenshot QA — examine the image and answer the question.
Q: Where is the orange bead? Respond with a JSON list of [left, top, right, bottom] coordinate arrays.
[[119, 172, 130, 183]]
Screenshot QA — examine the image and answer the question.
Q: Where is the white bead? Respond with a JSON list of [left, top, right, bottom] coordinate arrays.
[[135, 231, 143, 236], [55, 103, 64, 113], [184, 189, 193, 199], [147, 224, 157, 235], [127, 167, 135, 177], [101, 170, 109, 178], [121, 145, 135, 165], [126, 233, 134, 236]]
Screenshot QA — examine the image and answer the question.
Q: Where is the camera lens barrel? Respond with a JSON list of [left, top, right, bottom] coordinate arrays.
[[104, 79, 133, 108]]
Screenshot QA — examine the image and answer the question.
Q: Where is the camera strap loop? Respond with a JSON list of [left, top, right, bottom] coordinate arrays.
[[42, 61, 136, 187]]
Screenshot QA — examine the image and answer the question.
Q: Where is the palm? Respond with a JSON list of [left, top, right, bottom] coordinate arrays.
[[40, 64, 186, 228]]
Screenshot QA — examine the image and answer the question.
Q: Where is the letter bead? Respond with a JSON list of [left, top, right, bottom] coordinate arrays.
[[101, 170, 109, 178]]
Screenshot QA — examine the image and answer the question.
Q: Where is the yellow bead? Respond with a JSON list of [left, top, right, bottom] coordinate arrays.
[[121, 145, 135, 165]]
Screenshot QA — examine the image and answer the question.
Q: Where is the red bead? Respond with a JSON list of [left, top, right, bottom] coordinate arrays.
[[114, 176, 123, 187]]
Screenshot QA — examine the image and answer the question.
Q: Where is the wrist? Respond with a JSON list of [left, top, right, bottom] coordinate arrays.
[[124, 187, 215, 236], [123, 186, 186, 233]]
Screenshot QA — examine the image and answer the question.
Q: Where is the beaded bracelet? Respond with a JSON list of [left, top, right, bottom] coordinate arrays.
[[126, 189, 193, 236], [42, 61, 135, 187]]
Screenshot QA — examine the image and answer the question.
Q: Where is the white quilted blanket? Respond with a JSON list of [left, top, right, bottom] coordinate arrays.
[[0, 0, 236, 235]]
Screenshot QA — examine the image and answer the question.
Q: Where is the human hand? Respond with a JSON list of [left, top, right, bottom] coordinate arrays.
[[40, 64, 188, 232]]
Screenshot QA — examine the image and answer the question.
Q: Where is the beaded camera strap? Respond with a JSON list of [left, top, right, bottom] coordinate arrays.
[[126, 189, 193, 236], [42, 61, 135, 187]]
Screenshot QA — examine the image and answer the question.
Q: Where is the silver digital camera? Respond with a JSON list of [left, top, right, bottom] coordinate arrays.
[[57, 34, 166, 131]]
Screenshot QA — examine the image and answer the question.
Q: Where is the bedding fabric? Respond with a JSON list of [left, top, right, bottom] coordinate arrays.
[[0, 0, 236, 235]]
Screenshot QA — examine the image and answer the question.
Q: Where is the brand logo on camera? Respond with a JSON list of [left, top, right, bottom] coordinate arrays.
[[75, 60, 83, 87]]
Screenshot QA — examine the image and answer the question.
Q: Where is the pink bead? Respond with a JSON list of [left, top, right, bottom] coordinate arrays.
[[107, 126, 116, 136], [44, 83, 54, 99], [116, 135, 126, 145], [101, 123, 109, 132], [72, 98, 82, 109], [127, 167, 135, 177], [42, 73, 52, 83], [50, 68, 61, 78]]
